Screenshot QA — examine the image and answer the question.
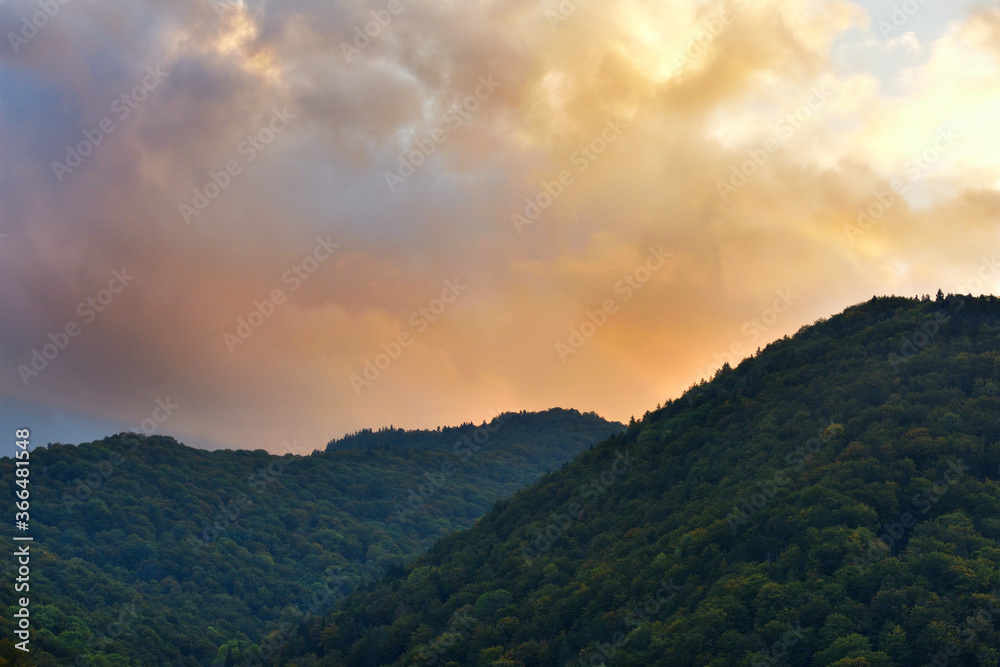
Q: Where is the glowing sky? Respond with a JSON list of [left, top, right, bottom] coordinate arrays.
[[1, 0, 998, 453]]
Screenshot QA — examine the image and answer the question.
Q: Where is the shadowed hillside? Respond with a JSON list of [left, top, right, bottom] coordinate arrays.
[[279, 294, 1000, 666], [0, 409, 622, 665]]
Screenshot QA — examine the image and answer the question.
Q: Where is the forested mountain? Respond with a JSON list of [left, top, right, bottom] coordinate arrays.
[[0, 409, 622, 665], [279, 294, 1000, 666], [326, 409, 615, 460]]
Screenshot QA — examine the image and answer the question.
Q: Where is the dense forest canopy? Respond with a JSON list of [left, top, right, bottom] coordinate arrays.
[[0, 409, 622, 665], [278, 294, 1000, 666]]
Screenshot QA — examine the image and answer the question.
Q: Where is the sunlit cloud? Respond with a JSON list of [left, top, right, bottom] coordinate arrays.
[[0, 0, 997, 451]]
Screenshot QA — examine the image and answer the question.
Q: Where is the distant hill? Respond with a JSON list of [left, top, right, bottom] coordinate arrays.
[[327, 408, 621, 460], [279, 294, 1000, 666], [0, 409, 623, 665]]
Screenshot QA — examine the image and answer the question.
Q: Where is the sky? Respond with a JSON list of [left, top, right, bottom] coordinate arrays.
[[1, 0, 998, 454]]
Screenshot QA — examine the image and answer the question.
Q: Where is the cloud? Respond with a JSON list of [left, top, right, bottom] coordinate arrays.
[[1, 0, 997, 451]]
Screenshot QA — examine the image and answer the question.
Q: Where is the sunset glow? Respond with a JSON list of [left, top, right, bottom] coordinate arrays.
[[2, 0, 998, 452]]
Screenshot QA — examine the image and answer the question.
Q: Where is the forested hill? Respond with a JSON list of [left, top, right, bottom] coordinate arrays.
[[0, 409, 622, 665], [326, 408, 621, 460], [280, 294, 1000, 666]]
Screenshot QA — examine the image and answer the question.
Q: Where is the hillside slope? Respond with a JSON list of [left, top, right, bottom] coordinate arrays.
[[280, 294, 1000, 666], [0, 409, 622, 665]]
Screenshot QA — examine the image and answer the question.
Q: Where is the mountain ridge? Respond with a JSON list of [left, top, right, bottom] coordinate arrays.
[[0, 408, 623, 665], [278, 293, 1000, 666]]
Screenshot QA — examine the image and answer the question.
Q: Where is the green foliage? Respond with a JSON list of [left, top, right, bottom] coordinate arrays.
[[0, 410, 621, 665], [474, 589, 513, 620], [281, 295, 1000, 666]]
